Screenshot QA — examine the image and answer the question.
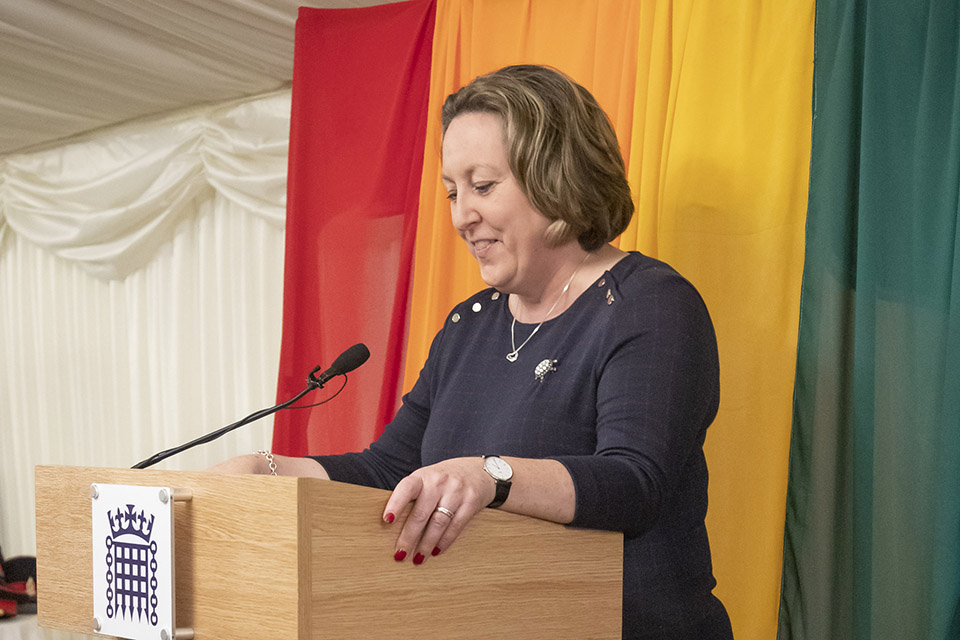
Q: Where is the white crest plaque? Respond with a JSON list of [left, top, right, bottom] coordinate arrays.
[[91, 483, 175, 640]]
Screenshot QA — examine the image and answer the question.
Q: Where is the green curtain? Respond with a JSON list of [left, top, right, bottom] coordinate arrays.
[[779, 0, 960, 638]]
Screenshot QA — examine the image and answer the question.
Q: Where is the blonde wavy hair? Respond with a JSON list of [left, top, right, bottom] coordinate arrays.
[[441, 65, 634, 251]]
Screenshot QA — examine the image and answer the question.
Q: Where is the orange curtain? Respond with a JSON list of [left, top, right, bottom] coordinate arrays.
[[402, 2, 815, 638]]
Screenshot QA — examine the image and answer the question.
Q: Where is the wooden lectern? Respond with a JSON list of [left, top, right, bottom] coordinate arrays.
[[35, 465, 622, 639]]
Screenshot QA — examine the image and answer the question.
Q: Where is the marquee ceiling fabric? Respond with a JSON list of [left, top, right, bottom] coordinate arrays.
[[0, 0, 403, 155]]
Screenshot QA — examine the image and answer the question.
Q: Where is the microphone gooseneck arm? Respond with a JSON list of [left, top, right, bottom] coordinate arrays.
[[131, 343, 370, 470], [131, 382, 316, 470]]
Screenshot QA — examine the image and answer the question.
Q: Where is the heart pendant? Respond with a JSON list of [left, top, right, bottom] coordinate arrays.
[[506, 352, 519, 362]]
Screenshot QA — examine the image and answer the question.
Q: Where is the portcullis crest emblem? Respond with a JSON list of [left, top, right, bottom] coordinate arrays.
[[104, 504, 158, 626], [92, 483, 175, 640]]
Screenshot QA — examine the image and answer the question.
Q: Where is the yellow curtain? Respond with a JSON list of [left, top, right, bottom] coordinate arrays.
[[622, 4, 814, 638], [405, 1, 814, 638]]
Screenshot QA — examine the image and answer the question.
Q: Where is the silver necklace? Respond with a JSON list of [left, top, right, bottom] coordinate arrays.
[[506, 253, 590, 362]]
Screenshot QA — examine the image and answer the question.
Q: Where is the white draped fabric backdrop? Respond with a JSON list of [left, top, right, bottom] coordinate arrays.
[[0, 91, 290, 576]]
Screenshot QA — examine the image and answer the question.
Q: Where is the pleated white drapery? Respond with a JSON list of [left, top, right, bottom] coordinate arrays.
[[0, 91, 290, 560]]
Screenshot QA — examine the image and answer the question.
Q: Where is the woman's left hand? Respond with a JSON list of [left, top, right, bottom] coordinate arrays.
[[382, 457, 496, 565]]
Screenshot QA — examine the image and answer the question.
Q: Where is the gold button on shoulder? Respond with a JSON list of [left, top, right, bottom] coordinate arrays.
[[491, 291, 501, 300], [472, 302, 482, 312], [451, 313, 461, 323], [597, 278, 606, 287]]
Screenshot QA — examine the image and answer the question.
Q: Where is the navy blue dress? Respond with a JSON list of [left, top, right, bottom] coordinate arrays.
[[313, 252, 732, 639]]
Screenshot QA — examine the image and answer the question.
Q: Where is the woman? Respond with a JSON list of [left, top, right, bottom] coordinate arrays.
[[212, 65, 732, 639]]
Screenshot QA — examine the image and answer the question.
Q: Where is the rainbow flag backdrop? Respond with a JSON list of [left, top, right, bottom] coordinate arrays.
[[272, 2, 960, 638]]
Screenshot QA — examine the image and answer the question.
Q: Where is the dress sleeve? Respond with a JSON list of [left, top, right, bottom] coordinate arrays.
[[553, 269, 720, 536], [308, 323, 445, 491]]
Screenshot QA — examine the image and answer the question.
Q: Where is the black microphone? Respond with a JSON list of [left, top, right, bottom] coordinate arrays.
[[308, 343, 370, 388], [132, 343, 370, 470]]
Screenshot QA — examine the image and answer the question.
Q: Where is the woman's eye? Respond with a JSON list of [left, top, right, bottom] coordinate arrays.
[[475, 182, 494, 194], [446, 191, 457, 202]]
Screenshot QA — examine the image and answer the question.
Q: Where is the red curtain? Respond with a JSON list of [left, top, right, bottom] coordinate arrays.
[[272, 0, 436, 456]]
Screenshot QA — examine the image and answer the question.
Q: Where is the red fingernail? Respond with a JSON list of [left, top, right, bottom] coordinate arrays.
[[384, 512, 395, 524], [394, 549, 407, 562], [431, 546, 441, 556], [413, 553, 425, 565]]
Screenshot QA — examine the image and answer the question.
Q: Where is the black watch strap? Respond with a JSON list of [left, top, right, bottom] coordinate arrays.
[[487, 479, 512, 509]]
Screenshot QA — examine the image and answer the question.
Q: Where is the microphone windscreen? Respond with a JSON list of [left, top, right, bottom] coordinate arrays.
[[329, 343, 370, 375]]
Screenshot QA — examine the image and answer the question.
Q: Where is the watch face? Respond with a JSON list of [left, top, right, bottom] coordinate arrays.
[[484, 456, 512, 481]]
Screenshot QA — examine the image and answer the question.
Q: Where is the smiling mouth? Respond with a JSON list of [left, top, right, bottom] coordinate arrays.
[[471, 239, 499, 258]]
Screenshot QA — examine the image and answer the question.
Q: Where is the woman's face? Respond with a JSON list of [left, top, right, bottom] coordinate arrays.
[[441, 112, 554, 297]]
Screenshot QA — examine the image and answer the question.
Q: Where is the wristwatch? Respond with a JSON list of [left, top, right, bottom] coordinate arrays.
[[482, 455, 513, 508]]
